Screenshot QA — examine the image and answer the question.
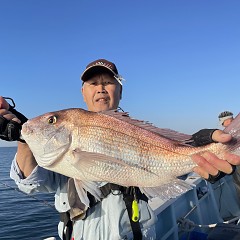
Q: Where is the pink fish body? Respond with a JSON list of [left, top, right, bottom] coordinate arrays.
[[21, 108, 240, 205]]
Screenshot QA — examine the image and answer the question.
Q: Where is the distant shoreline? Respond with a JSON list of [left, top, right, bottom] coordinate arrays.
[[0, 146, 17, 148], [0, 141, 17, 148]]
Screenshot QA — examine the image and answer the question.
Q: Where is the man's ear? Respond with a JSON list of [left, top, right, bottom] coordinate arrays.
[[120, 86, 122, 100], [81, 87, 86, 103]]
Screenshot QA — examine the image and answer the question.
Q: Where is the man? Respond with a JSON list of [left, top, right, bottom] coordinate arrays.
[[0, 59, 239, 240], [217, 110, 240, 199], [218, 111, 234, 128]]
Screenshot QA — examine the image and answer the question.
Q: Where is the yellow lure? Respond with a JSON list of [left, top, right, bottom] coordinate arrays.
[[132, 200, 139, 222]]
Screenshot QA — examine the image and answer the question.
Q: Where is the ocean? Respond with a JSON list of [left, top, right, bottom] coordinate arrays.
[[0, 147, 60, 240]]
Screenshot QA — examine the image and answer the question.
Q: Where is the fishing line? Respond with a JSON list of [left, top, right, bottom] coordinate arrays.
[[215, 181, 223, 212], [0, 180, 55, 209], [205, 179, 224, 213]]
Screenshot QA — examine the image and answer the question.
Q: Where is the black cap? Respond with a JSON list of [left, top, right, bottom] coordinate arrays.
[[81, 59, 119, 81]]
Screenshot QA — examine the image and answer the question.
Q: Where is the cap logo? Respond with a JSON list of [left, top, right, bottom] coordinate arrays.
[[89, 61, 113, 70]]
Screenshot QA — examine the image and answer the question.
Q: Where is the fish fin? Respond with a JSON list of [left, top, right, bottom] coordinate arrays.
[[140, 179, 194, 201], [73, 178, 90, 208], [70, 148, 129, 171], [224, 112, 240, 153], [80, 180, 103, 201], [101, 110, 192, 143], [69, 178, 102, 208], [68, 178, 88, 211], [224, 112, 240, 136]]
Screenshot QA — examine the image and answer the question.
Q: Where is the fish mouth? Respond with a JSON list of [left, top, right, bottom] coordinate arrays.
[[21, 122, 36, 141]]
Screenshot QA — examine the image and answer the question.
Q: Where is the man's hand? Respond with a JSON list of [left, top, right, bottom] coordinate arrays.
[[0, 96, 25, 141], [0, 109, 22, 141], [0, 109, 21, 124], [0, 96, 10, 110], [192, 130, 240, 181], [0, 96, 37, 177], [0, 96, 21, 125]]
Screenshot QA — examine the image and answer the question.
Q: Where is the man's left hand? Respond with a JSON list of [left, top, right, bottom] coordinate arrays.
[[192, 130, 240, 180]]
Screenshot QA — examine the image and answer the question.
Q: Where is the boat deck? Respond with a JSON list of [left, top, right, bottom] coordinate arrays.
[[149, 174, 240, 239]]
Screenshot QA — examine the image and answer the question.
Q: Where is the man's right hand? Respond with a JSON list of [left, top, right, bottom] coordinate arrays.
[[0, 96, 10, 110], [1, 96, 37, 178], [0, 96, 23, 141]]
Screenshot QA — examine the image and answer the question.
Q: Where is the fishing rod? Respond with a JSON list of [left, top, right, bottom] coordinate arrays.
[[0, 180, 55, 210], [2, 96, 16, 108], [1, 97, 55, 210], [1, 96, 28, 142]]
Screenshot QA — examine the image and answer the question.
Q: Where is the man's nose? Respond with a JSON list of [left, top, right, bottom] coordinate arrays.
[[96, 84, 107, 93]]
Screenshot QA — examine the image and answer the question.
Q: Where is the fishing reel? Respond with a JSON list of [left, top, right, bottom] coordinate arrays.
[[0, 97, 27, 142]]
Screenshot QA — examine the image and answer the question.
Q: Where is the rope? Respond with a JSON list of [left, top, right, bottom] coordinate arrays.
[[178, 215, 240, 232], [178, 179, 240, 232]]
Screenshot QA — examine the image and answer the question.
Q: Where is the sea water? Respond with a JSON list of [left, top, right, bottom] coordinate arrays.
[[0, 147, 60, 240]]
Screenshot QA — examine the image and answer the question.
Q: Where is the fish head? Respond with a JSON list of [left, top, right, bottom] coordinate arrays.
[[21, 110, 74, 167]]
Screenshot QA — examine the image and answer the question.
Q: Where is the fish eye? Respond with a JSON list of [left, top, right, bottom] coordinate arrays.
[[47, 116, 57, 124]]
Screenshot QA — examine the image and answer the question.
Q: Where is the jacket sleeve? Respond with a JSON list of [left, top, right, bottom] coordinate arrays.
[[10, 154, 68, 194]]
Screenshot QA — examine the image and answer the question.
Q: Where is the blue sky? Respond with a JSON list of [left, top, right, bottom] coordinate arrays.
[[0, 0, 240, 147]]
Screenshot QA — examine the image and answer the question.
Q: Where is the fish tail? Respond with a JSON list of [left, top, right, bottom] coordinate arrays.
[[139, 179, 194, 201], [224, 113, 240, 154]]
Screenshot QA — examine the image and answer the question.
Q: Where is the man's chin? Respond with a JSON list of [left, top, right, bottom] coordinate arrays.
[[94, 103, 111, 112]]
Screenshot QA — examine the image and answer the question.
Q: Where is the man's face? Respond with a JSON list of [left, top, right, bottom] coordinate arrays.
[[81, 72, 122, 112], [223, 117, 233, 127]]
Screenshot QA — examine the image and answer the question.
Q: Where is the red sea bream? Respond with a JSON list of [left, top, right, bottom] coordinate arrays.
[[21, 108, 240, 207]]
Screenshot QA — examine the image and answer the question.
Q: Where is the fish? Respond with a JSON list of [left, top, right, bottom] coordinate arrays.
[[21, 108, 240, 207]]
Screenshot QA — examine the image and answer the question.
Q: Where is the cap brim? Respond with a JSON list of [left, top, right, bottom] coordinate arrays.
[[81, 66, 116, 81]]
